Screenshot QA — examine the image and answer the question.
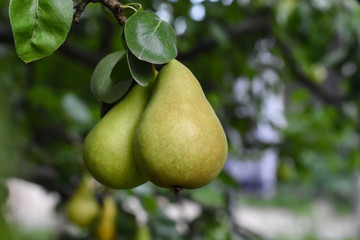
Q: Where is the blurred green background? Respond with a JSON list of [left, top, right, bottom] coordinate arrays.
[[1, 0, 360, 239]]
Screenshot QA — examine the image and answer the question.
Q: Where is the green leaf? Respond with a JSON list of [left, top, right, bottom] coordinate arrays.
[[91, 51, 133, 103], [140, 195, 157, 214], [124, 11, 177, 64], [9, 0, 73, 63], [190, 184, 225, 208], [217, 172, 237, 187], [127, 49, 155, 86]]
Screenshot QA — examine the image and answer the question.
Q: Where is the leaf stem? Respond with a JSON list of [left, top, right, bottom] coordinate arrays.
[[123, 3, 143, 11], [120, 5, 137, 13]]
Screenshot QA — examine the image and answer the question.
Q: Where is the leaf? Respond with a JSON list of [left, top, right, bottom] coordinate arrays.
[[9, 0, 73, 63], [127, 49, 155, 86], [140, 195, 157, 214], [217, 172, 238, 188], [91, 51, 133, 104], [190, 184, 225, 208], [124, 11, 177, 64]]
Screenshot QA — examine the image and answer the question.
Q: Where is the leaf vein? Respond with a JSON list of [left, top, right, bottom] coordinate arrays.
[[139, 19, 162, 60], [28, 0, 39, 59]]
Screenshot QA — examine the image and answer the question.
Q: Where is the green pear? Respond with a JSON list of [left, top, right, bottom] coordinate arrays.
[[134, 59, 228, 189], [65, 178, 100, 228], [83, 78, 155, 189]]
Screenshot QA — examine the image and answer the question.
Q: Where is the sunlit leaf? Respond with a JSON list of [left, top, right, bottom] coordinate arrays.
[[124, 11, 177, 64]]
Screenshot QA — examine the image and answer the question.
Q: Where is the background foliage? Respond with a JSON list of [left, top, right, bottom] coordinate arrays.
[[1, 0, 360, 239]]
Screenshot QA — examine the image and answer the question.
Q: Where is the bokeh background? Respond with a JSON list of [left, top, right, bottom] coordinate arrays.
[[1, 0, 360, 239]]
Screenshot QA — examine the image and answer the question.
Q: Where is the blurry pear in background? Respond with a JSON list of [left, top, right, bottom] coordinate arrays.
[[134, 59, 228, 189], [65, 177, 100, 228], [277, 161, 296, 181], [134, 224, 152, 240], [96, 195, 117, 240]]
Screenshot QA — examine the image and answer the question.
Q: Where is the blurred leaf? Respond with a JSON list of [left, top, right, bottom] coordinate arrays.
[[349, 149, 360, 170], [28, 85, 60, 111], [148, 209, 180, 240], [290, 89, 309, 103], [141, 195, 157, 214], [208, 22, 229, 47], [275, 0, 296, 25], [190, 184, 225, 208], [217, 172, 238, 187]]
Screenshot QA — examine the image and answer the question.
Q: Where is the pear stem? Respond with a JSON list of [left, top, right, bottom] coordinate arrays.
[[171, 186, 184, 197]]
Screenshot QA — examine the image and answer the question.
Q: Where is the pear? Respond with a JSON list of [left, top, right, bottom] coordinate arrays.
[[65, 178, 100, 228], [84, 79, 155, 189], [95, 196, 117, 240], [134, 224, 152, 240], [134, 59, 228, 189]]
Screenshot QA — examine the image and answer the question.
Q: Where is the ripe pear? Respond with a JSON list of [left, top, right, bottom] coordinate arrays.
[[133, 59, 228, 189], [95, 196, 117, 240], [65, 178, 100, 228], [83, 78, 156, 189]]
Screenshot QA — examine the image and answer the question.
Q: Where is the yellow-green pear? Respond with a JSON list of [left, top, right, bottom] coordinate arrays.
[[83, 79, 155, 189], [96, 196, 117, 240], [65, 178, 100, 228], [134, 224, 152, 240], [134, 59, 228, 189]]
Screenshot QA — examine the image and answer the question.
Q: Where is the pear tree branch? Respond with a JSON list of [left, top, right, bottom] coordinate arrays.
[[275, 37, 348, 107], [74, 0, 127, 26]]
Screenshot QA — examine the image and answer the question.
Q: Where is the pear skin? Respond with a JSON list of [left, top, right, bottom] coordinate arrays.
[[84, 83, 153, 189], [134, 60, 228, 189]]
